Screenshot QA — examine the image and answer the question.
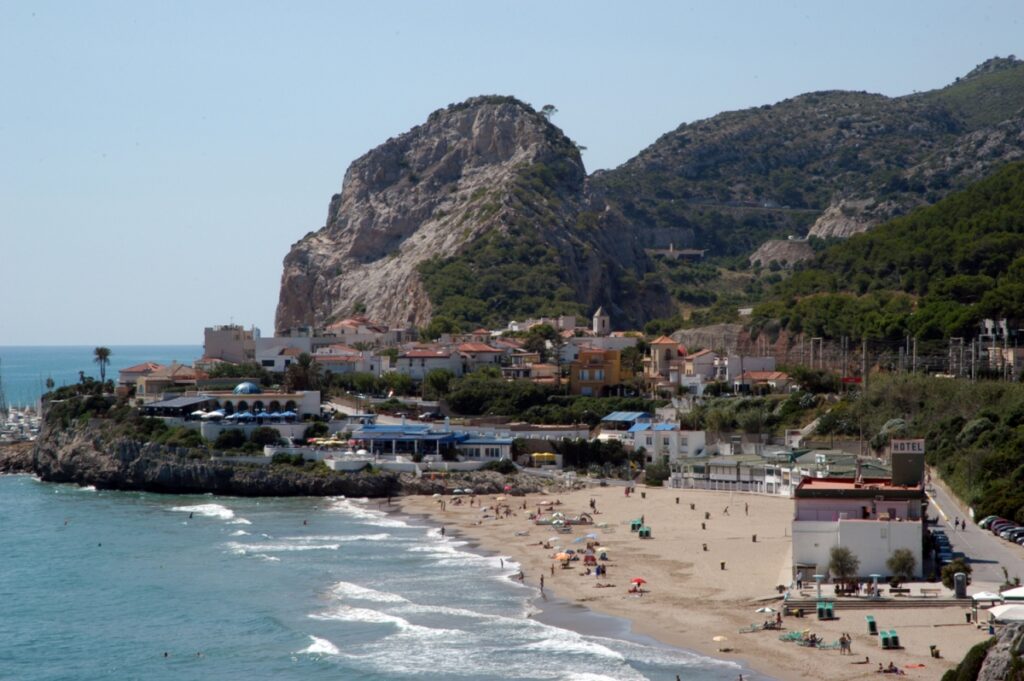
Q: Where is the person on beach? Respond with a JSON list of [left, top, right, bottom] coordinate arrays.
[[540, 575, 544, 591], [744, 502, 748, 516], [440, 526, 445, 537]]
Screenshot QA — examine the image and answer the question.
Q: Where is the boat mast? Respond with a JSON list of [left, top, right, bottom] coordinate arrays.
[[0, 358, 8, 420]]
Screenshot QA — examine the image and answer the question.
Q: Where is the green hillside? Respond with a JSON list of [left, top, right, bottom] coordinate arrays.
[[752, 161, 1024, 340]]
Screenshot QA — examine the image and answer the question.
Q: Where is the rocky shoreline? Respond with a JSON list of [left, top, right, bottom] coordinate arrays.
[[3, 422, 545, 499]]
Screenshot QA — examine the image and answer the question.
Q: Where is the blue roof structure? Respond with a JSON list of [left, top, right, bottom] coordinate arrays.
[[627, 423, 677, 433], [601, 411, 651, 423], [233, 381, 262, 395]]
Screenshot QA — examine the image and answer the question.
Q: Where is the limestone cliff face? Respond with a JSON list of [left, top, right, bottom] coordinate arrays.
[[276, 96, 591, 332]]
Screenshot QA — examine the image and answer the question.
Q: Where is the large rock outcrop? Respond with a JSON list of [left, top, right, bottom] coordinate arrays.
[[276, 96, 609, 331], [277, 58, 1024, 329], [31, 420, 401, 497], [977, 622, 1024, 681]]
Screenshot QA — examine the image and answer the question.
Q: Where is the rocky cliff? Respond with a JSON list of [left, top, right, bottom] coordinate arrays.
[[976, 622, 1024, 681], [594, 58, 1024, 260], [277, 59, 1024, 331], [31, 420, 402, 497], [276, 96, 658, 331]]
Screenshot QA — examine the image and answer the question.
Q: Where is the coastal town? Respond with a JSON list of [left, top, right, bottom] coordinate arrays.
[[57, 305, 1019, 679]]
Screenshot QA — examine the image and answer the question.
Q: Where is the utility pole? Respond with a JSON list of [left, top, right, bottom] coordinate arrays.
[[912, 337, 917, 374], [861, 337, 868, 393]]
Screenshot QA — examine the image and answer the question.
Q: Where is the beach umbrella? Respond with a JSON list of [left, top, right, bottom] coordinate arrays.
[[432, 493, 442, 498], [756, 607, 776, 614], [1001, 586, 1024, 601], [503, 485, 511, 492], [547, 536, 559, 542], [585, 532, 599, 539], [988, 604, 1024, 622], [572, 537, 585, 543], [355, 449, 369, 456], [631, 577, 646, 585], [554, 552, 571, 560], [972, 591, 1004, 602]]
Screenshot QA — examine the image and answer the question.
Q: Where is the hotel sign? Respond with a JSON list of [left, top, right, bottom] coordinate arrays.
[[890, 438, 925, 454]]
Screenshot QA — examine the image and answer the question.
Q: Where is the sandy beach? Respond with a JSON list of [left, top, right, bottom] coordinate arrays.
[[398, 484, 989, 681]]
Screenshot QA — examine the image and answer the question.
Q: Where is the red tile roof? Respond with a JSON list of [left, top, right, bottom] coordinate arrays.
[[458, 342, 502, 353], [739, 371, 790, 381], [120, 362, 163, 374], [650, 335, 677, 345]]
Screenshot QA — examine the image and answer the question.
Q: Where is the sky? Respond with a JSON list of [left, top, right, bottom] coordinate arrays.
[[2, 1, 1023, 345]]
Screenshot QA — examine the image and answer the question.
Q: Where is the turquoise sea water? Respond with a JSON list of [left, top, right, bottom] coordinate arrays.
[[0, 475, 769, 681], [0, 345, 202, 407]]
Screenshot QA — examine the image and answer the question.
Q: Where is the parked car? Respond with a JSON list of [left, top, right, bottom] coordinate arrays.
[[978, 515, 1001, 529], [418, 411, 442, 421], [992, 521, 1015, 535], [1003, 527, 1024, 541]]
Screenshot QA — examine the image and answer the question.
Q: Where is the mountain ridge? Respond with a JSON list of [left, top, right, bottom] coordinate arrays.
[[277, 57, 1024, 333]]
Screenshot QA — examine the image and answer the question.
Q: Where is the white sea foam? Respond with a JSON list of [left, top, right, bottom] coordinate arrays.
[[226, 541, 340, 555], [310, 606, 457, 638], [230, 530, 250, 537], [520, 635, 625, 660], [74, 485, 97, 492], [561, 674, 632, 681], [283, 533, 390, 543], [253, 554, 281, 562], [331, 581, 409, 604], [299, 635, 339, 655], [327, 498, 410, 528], [227, 518, 251, 525], [171, 503, 235, 520]]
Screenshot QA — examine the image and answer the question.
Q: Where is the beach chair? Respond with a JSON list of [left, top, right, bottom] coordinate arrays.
[[817, 641, 842, 651], [888, 629, 900, 649], [816, 601, 826, 619], [778, 631, 803, 642], [879, 630, 891, 649], [638, 526, 651, 538], [825, 603, 835, 620], [630, 519, 642, 532], [738, 623, 761, 633], [865, 615, 877, 635]]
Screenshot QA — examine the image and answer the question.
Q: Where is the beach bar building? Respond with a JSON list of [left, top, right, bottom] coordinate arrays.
[[350, 422, 513, 461], [791, 465, 926, 580]]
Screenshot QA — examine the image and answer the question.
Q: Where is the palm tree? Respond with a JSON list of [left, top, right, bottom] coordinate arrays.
[[93, 347, 112, 385], [285, 353, 322, 391]]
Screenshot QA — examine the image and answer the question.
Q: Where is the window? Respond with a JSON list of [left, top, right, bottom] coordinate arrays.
[[594, 369, 605, 381], [262, 360, 275, 367], [580, 370, 590, 381]]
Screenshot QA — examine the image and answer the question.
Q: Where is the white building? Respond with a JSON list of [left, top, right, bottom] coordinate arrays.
[[592, 307, 610, 336], [314, 344, 389, 377], [628, 423, 706, 464], [393, 347, 464, 380], [791, 475, 925, 580]]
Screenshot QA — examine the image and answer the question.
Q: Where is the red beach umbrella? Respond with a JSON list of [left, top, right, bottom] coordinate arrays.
[[631, 577, 646, 585]]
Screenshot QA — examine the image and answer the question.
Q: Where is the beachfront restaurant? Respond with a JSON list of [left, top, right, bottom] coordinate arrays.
[[350, 424, 513, 461], [352, 423, 465, 459]]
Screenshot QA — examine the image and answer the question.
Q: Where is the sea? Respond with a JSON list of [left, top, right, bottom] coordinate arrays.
[[0, 476, 771, 681], [0, 345, 203, 408], [0, 346, 768, 680]]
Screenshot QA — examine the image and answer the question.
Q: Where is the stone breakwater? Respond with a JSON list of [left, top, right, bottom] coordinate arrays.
[[12, 421, 546, 498]]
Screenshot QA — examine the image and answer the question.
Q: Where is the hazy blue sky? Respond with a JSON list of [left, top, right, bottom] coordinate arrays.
[[2, 1, 1022, 345]]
